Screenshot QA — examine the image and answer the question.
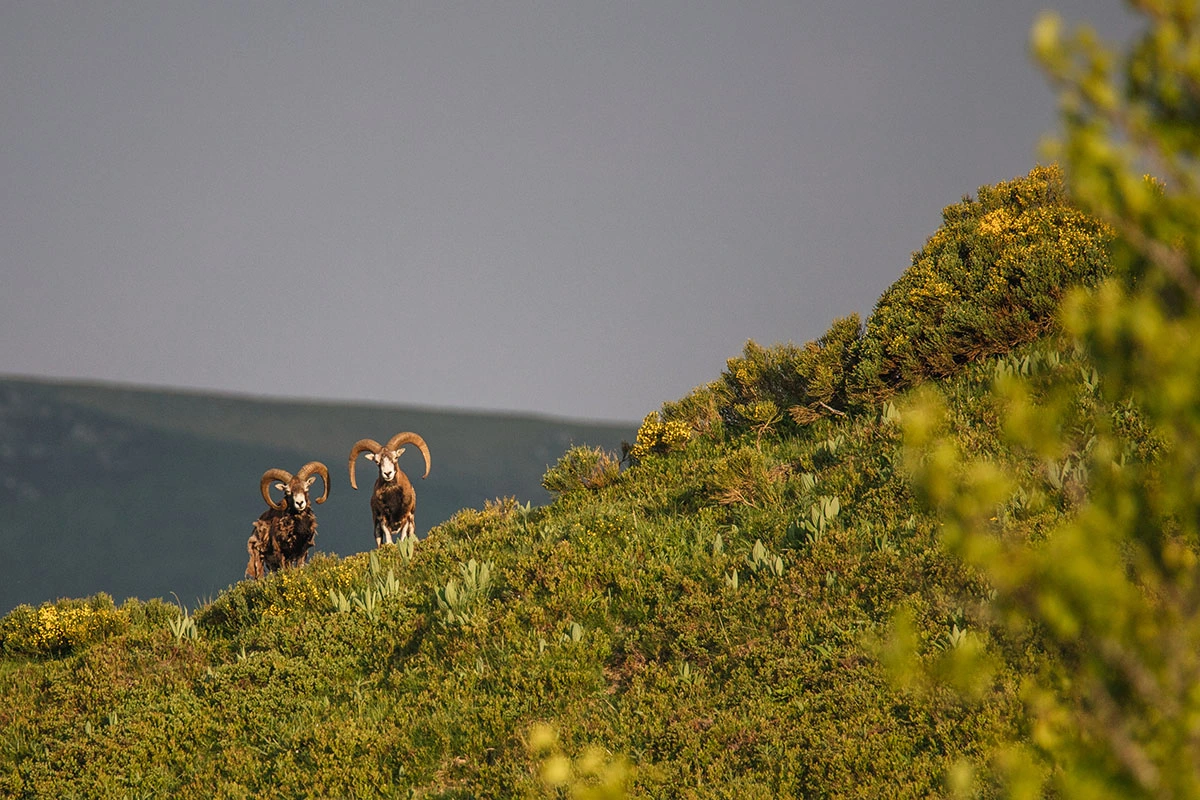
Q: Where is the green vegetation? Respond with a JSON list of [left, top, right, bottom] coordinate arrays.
[[656, 163, 1113, 441], [542, 446, 622, 495], [906, 3, 1200, 797], [4, 3, 1199, 796]]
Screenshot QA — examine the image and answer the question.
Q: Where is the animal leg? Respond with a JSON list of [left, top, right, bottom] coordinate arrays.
[[399, 512, 415, 541], [246, 535, 265, 580], [375, 519, 391, 548]]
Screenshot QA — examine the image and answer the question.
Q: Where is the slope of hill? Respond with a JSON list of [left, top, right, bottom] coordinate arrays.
[[0, 166, 1129, 797], [0, 378, 633, 614]]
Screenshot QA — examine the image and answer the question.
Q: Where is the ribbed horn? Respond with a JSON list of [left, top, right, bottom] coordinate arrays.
[[259, 468, 293, 510], [296, 461, 330, 504], [384, 432, 431, 479], [347, 439, 383, 490]]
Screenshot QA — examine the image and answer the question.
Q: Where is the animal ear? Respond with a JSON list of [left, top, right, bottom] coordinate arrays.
[[396, 447, 406, 457], [366, 453, 377, 462], [275, 482, 287, 492], [305, 477, 316, 488]]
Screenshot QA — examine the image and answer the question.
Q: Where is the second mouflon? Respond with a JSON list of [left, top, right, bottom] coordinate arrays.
[[348, 432, 431, 547]]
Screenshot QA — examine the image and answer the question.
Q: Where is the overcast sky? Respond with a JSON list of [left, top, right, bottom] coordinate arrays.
[[1, 2, 1138, 423]]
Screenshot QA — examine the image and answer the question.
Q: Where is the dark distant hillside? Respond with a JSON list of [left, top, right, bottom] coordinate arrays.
[[0, 378, 633, 614]]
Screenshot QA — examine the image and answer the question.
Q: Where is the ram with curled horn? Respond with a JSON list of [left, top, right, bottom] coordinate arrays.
[[348, 432, 431, 547], [245, 461, 330, 580]]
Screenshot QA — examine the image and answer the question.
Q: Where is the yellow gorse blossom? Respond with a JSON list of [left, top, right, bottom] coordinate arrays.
[[865, 164, 1113, 381], [629, 412, 693, 462], [1, 597, 127, 656]]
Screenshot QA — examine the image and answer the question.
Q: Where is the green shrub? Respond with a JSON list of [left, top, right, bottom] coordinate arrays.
[[904, 6, 1200, 796], [0, 593, 129, 657], [444, 495, 527, 530], [627, 412, 694, 463], [707, 446, 780, 508], [659, 381, 725, 436], [854, 164, 1112, 399], [196, 552, 359, 635], [676, 166, 1112, 439], [543, 445, 622, 495], [721, 318, 860, 426]]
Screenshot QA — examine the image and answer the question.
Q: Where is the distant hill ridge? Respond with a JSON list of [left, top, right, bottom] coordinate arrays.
[[0, 376, 633, 614]]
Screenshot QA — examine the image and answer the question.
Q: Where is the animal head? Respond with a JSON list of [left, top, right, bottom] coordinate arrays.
[[260, 461, 330, 512], [348, 432, 431, 490]]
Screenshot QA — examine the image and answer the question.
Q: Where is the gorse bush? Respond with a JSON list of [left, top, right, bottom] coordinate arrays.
[[543, 445, 622, 495], [854, 164, 1113, 398], [708, 445, 782, 508], [663, 165, 1114, 438], [0, 594, 175, 657], [626, 412, 693, 462], [718, 314, 863, 430], [196, 551, 359, 635]]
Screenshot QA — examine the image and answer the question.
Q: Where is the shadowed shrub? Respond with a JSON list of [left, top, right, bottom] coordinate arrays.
[[543, 446, 622, 495], [853, 164, 1113, 399], [672, 166, 1112, 437]]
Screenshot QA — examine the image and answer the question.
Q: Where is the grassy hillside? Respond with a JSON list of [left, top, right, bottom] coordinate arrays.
[[0, 166, 1134, 797], [0, 379, 633, 614]]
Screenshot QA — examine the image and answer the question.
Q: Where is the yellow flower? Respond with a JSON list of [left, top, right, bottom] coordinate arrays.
[[978, 208, 1015, 237], [630, 413, 693, 461]]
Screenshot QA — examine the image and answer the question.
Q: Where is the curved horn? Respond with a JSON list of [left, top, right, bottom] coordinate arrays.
[[296, 461, 331, 504], [259, 468, 293, 510], [385, 432, 431, 479], [347, 439, 383, 490]]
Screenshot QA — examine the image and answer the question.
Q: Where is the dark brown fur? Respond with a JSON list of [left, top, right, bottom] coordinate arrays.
[[246, 505, 318, 579], [348, 433, 430, 548], [369, 474, 417, 546], [244, 461, 328, 580]]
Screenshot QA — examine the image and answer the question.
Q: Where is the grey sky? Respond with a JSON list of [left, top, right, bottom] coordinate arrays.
[[1, 3, 1137, 423]]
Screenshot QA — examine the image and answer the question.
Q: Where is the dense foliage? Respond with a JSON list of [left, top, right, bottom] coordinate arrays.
[[854, 165, 1112, 397], [657, 164, 1113, 442], [907, 2, 1200, 797]]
